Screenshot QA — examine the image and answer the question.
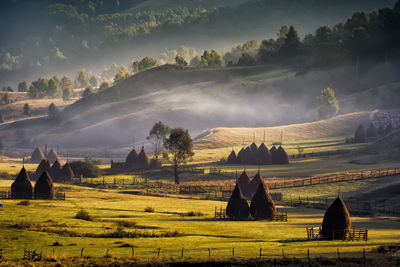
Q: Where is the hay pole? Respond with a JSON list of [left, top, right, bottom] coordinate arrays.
[[307, 249, 310, 267], [208, 248, 211, 258], [181, 248, 184, 258], [131, 246, 134, 257], [282, 248, 285, 258], [81, 248, 84, 258], [259, 248, 262, 259], [232, 247, 234, 257], [106, 249, 109, 257], [157, 248, 161, 258]]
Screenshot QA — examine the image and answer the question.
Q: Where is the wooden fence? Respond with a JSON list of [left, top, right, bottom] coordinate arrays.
[[214, 207, 287, 221], [0, 191, 65, 200], [306, 227, 368, 241]]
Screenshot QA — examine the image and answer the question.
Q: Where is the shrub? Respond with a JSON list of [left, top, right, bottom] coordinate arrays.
[[17, 200, 30, 206], [182, 211, 204, 216], [74, 209, 93, 221], [117, 220, 136, 228], [69, 161, 101, 178], [144, 206, 154, 212]]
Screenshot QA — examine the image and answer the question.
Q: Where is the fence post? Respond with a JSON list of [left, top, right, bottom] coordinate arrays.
[[158, 248, 161, 258], [181, 248, 184, 258], [282, 248, 285, 258], [232, 247, 235, 257], [81, 248, 84, 258], [260, 248, 262, 259], [337, 248, 340, 259], [131, 246, 134, 257], [307, 249, 310, 267], [208, 248, 211, 258]]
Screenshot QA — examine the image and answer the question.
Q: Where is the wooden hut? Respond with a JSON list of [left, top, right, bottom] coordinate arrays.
[[366, 123, 378, 139], [237, 148, 245, 164], [270, 146, 278, 164], [321, 196, 351, 240], [257, 143, 272, 165], [34, 170, 55, 200], [34, 159, 50, 180], [237, 170, 251, 199], [30, 147, 45, 163], [49, 160, 62, 181], [250, 183, 276, 219], [275, 146, 289, 164], [227, 150, 237, 164], [249, 171, 267, 198], [226, 184, 250, 218], [46, 149, 59, 164], [61, 163, 74, 182], [125, 148, 139, 170], [11, 167, 33, 199], [354, 124, 366, 143], [137, 146, 150, 169]]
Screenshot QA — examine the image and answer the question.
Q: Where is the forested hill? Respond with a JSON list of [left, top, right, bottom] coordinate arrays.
[[0, 0, 396, 84]]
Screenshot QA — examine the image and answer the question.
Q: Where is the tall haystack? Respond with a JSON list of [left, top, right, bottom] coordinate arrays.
[[237, 170, 251, 199], [243, 146, 257, 165], [354, 124, 366, 143], [46, 148, 59, 164], [385, 123, 393, 135], [257, 143, 272, 165], [249, 171, 267, 198], [33, 170, 55, 200], [275, 146, 289, 164], [366, 123, 378, 139], [30, 147, 45, 163], [49, 160, 62, 181], [11, 167, 33, 199], [237, 148, 245, 164], [226, 184, 250, 218], [250, 142, 258, 152], [34, 159, 50, 180], [125, 148, 138, 169], [137, 146, 150, 169], [321, 196, 351, 240], [227, 150, 237, 164], [61, 163, 74, 182], [270, 146, 278, 164], [250, 183, 276, 219]]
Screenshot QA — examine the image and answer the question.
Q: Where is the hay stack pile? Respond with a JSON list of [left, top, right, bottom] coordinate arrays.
[[257, 143, 272, 165], [237, 171, 251, 199], [248, 171, 266, 199], [34, 170, 55, 200], [34, 159, 50, 180], [125, 146, 151, 170], [249, 183, 276, 219], [226, 184, 250, 218], [11, 167, 33, 199], [125, 147, 139, 170], [275, 146, 289, 164], [227, 143, 289, 166], [227, 150, 237, 164], [49, 160, 62, 181], [61, 163, 74, 182], [46, 149, 59, 164], [321, 196, 351, 240], [30, 147, 45, 163], [137, 146, 150, 169]]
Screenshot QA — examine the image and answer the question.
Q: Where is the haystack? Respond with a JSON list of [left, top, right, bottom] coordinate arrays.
[[49, 160, 62, 181], [321, 196, 351, 240], [270, 146, 278, 164], [61, 163, 74, 181], [33, 170, 55, 200], [354, 124, 366, 143], [249, 171, 267, 198], [250, 142, 258, 152], [149, 159, 162, 169], [226, 184, 249, 218], [237, 148, 245, 164], [257, 143, 272, 165], [11, 167, 33, 199], [227, 150, 237, 164], [243, 146, 257, 165], [275, 146, 289, 164], [250, 183, 276, 219], [137, 146, 150, 169], [237, 170, 251, 199], [385, 123, 393, 135], [366, 123, 378, 139], [30, 147, 45, 163], [125, 148, 138, 169], [34, 159, 50, 180], [46, 149, 59, 164]]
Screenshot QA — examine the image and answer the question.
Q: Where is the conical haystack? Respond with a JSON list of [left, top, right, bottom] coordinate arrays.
[[250, 142, 258, 152], [243, 146, 257, 165], [237, 148, 245, 164], [125, 148, 138, 169], [270, 146, 278, 164], [250, 183, 276, 219], [227, 150, 237, 164], [49, 160, 62, 181], [354, 124, 366, 143], [34, 170, 55, 200], [34, 159, 50, 180], [366, 123, 378, 139], [61, 163, 74, 181], [226, 184, 249, 218], [30, 147, 45, 163], [11, 167, 33, 199], [275, 146, 289, 164], [257, 143, 272, 165], [321, 196, 351, 240], [237, 170, 251, 199], [249, 171, 267, 198], [137, 146, 150, 169], [46, 149, 59, 164]]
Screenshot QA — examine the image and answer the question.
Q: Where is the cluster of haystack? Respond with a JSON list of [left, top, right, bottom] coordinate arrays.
[[30, 147, 60, 164], [34, 159, 74, 182], [226, 171, 276, 219], [321, 196, 351, 240], [11, 167, 55, 200], [354, 122, 393, 143], [125, 146, 160, 170], [227, 143, 289, 165]]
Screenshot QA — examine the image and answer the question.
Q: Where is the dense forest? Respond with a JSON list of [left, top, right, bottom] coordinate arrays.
[[0, 0, 395, 85]]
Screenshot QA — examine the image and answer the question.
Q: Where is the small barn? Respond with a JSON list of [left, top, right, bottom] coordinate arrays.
[[226, 184, 250, 218], [257, 143, 272, 165], [34, 170, 55, 200], [321, 196, 351, 240], [30, 147, 45, 163], [34, 159, 51, 180], [137, 146, 150, 169], [46, 149, 59, 164], [250, 183, 276, 219], [227, 150, 237, 164], [125, 148, 139, 170], [11, 167, 33, 199], [61, 163, 74, 182], [237, 170, 251, 199], [249, 171, 267, 198]]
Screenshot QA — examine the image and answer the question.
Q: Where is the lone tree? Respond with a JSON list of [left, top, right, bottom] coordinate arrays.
[[164, 128, 194, 184], [18, 81, 28, 92], [175, 55, 188, 66], [23, 103, 31, 116], [317, 87, 339, 119], [147, 121, 170, 160]]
